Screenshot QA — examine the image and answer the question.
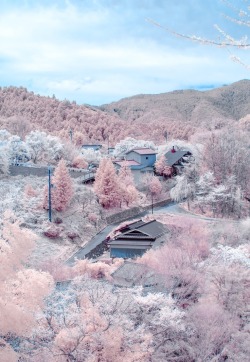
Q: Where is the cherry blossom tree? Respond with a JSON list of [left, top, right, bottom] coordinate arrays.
[[0, 129, 12, 141], [186, 301, 239, 361], [118, 162, 134, 187], [71, 155, 88, 169], [203, 129, 250, 197], [155, 154, 173, 177], [118, 163, 139, 206], [8, 135, 30, 165], [148, 175, 162, 198], [52, 159, 74, 212]]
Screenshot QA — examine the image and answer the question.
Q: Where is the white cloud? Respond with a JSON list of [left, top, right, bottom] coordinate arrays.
[[0, 1, 249, 105]]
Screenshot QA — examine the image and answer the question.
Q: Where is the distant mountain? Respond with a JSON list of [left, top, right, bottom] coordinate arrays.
[[100, 79, 250, 127]]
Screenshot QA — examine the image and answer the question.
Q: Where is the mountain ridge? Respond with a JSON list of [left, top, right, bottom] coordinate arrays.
[[99, 79, 250, 124]]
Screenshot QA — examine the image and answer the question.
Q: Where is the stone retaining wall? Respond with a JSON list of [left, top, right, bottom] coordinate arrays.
[[106, 198, 172, 224], [9, 165, 87, 178]]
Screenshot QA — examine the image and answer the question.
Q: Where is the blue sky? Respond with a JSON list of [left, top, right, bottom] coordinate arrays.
[[0, 0, 249, 105]]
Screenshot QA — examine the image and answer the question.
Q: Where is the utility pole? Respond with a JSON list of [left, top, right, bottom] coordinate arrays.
[[48, 166, 52, 222], [107, 135, 110, 154], [164, 130, 168, 143], [69, 128, 73, 143], [151, 193, 154, 214]]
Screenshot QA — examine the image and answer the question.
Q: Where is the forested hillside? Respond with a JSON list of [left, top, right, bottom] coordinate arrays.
[[100, 79, 250, 139], [0, 86, 130, 145], [1, 81, 250, 145]]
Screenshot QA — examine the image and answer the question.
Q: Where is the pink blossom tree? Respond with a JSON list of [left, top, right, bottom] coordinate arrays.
[[147, 175, 163, 202], [155, 155, 173, 177], [118, 163, 139, 206], [118, 162, 134, 187], [0, 212, 54, 360], [71, 155, 88, 169]]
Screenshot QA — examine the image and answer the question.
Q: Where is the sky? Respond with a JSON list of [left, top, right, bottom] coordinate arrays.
[[0, 0, 249, 105]]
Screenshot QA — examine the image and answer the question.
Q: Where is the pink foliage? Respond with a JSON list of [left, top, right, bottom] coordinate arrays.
[[187, 301, 239, 361], [24, 183, 38, 197], [71, 155, 88, 169], [39, 258, 73, 282], [72, 259, 115, 280], [0, 212, 54, 357], [52, 159, 74, 211], [138, 218, 209, 306], [94, 158, 122, 208], [88, 212, 98, 225], [148, 176, 162, 197], [155, 155, 173, 177], [43, 224, 61, 238]]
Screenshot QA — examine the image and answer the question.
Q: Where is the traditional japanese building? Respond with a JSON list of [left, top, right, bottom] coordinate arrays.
[[108, 219, 167, 259]]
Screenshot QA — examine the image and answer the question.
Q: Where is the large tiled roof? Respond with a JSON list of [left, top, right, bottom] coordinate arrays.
[[108, 219, 167, 248], [138, 220, 166, 238], [111, 261, 149, 280], [111, 261, 165, 291], [165, 150, 189, 166]]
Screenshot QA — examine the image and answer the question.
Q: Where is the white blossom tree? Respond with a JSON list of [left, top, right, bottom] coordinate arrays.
[[113, 137, 156, 157]]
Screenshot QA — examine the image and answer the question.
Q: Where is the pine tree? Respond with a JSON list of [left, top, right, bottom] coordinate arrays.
[[94, 158, 121, 208], [53, 159, 73, 211]]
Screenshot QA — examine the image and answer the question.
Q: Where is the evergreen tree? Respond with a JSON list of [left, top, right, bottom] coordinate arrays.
[[53, 159, 73, 211]]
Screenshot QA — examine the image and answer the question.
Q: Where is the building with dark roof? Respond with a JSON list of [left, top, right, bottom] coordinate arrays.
[[111, 261, 165, 291], [165, 147, 192, 174], [108, 219, 167, 259]]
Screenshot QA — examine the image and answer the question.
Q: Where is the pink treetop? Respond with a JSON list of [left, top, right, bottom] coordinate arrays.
[[155, 155, 173, 177], [149, 176, 162, 198]]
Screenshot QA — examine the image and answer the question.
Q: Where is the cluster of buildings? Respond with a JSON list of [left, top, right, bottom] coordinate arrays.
[[81, 143, 193, 260], [82, 143, 192, 183]]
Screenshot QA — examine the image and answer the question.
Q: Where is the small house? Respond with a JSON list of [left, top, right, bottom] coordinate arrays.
[[113, 147, 157, 184], [165, 147, 192, 175], [82, 144, 102, 151], [125, 148, 157, 167], [108, 219, 167, 259]]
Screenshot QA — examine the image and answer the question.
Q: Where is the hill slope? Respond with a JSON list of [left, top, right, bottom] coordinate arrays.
[[0, 86, 129, 144], [100, 79, 250, 127]]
